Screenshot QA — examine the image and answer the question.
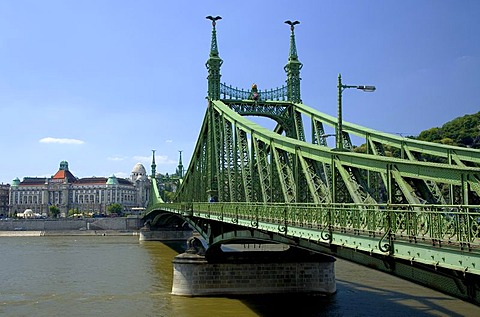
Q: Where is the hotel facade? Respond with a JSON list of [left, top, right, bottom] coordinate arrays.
[[8, 161, 150, 217]]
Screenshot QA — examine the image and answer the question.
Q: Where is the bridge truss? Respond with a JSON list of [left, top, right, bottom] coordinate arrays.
[[145, 18, 480, 303]]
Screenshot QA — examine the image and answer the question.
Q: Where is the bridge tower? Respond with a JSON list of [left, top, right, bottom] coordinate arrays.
[[167, 17, 336, 297], [205, 16, 223, 202]]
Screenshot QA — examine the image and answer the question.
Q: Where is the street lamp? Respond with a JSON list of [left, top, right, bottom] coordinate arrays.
[[337, 73, 376, 150]]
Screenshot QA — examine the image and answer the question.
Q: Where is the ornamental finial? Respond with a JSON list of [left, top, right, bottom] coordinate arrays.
[[206, 15, 222, 27], [284, 20, 300, 60], [206, 15, 223, 99], [284, 20, 300, 31], [284, 20, 302, 103], [206, 16, 222, 58]]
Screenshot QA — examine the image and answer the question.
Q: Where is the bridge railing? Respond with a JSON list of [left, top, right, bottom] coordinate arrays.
[[155, 202, 480, 249], [220, 83, 288, 101]]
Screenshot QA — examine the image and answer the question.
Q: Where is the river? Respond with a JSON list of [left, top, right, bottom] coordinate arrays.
[[0, 235, 478, 317]]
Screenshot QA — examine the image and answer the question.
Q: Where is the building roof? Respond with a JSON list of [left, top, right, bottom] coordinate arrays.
[[20, 177, 47, 186], [118, 178, 133, 185], [74, 176, 133, 186], [52, 169, 77, 183], [75, 177, 108, 185], [132, 163, 146, 175]]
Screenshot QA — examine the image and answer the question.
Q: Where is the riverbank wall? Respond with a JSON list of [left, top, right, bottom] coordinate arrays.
[[0, 217, 144, 236], [0, 230, 140, 237]]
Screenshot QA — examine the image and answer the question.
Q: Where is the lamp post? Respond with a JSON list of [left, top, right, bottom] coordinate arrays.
[[337, 73, 376, 150]]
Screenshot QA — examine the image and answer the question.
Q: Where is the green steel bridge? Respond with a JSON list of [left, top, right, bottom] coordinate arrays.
[[144, 18, 480, 303]]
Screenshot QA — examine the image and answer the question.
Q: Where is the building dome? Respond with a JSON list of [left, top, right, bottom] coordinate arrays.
[[59, 161, 69, 171], [132, 163, 146, 175], [106, 175, 119, 185], [11, 177, 20, 186]]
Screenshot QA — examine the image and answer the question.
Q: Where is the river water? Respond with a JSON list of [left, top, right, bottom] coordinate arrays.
[[0, 235, 479, 317]]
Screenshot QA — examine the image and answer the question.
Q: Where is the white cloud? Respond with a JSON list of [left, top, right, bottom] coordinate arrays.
[[156, 155, 177, 164], [165, 139, 173, 143], [133, 155, 176, 165], [39, 137, 84, 145], [132, 156, 151, 164], [107, 156, 126, 161]]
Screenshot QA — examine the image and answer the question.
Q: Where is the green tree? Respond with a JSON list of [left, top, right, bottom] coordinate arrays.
[[355, 111, 480, 151], [107, 203, 123, 216], [49, 205, 60, 218], [418, 127, 442, 142], [353, 144, 366, 154], [417, 111, 480, 147], [439, 137, 455, 146]]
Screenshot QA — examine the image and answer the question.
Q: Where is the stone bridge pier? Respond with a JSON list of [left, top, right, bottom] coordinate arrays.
[[171, 238, 336, 296], [139, 227, 193, 241]]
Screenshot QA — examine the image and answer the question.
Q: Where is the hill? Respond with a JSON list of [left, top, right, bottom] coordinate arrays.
[[354, 111, 480, 154], [416, 111, 480, 148]]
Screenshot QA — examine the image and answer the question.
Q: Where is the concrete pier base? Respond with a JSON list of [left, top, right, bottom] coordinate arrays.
[[139, 229, 192, 241], [171, 246, 336, 296]]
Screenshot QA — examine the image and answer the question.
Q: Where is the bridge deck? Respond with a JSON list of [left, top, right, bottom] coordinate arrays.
[[148, 202, 480, 276]]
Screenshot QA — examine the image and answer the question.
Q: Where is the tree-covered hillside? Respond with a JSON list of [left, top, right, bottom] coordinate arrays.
[[416, 112, 480, 148], [353, 111, 480, 156]]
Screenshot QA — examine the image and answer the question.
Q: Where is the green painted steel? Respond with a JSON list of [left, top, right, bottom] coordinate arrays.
[[144, 18, 480, 302], [284, 20, 302, 103], [206, 16, 223, 100], [146, 93, 480, 282], [148, 202, 480, 275], [173, 99, 480, 205]]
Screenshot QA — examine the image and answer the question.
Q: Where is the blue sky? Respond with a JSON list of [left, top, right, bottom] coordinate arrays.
[[1, 0, 479, 184]]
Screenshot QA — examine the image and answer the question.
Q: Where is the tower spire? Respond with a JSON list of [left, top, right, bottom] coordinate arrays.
[[206, 15, 223, 100], [151, 150, 156, 178], [284, 20, 303, 103], [207, 16, 221, 57], [287, 20, 299, 60], [176, 150, 184, 178]]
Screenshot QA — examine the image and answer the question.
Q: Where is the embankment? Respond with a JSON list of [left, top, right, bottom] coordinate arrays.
[[0, 217, 143, 236]]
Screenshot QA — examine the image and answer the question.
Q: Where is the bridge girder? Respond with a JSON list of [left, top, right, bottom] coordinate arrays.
[[173, 99, 480, 206]]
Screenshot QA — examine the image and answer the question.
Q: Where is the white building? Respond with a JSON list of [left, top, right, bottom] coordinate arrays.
[[9, 161, 150, 217]]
